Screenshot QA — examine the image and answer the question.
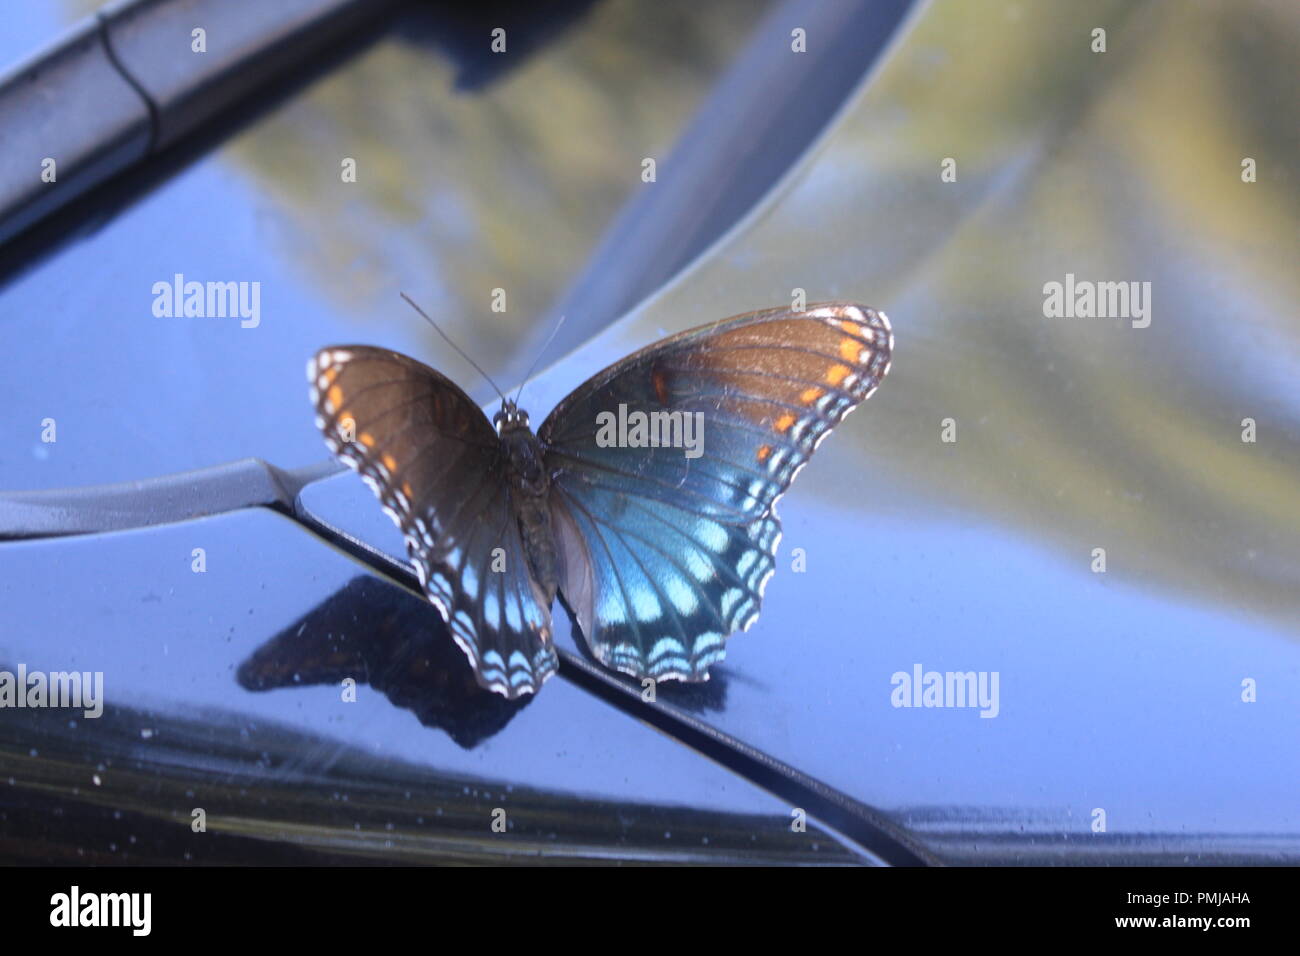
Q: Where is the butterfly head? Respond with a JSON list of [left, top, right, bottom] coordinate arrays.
[[492, 400, 531, 433]]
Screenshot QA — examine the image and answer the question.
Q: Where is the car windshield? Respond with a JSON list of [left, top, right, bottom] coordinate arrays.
[[2, 0, 1298, 869]]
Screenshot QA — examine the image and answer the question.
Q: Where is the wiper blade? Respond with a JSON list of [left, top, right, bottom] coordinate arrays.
[[0, 0, 400, 247], [0, 456, 341, 539]]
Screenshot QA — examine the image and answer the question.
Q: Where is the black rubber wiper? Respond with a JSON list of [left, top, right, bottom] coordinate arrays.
[[0, 457, 341, 540], [0, 0, 402, 247]]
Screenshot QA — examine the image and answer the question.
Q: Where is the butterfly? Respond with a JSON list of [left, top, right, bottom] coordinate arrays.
[[308, 303, 893, 698]]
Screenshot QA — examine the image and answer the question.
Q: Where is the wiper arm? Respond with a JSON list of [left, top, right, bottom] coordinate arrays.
[[0, 456, 341, 540], [0, 0, 401, 247]]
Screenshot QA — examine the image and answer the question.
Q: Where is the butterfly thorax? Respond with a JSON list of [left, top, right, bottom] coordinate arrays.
[[499, 416, 560, 606]]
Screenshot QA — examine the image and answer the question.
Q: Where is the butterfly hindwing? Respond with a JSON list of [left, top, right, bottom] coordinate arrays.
[[308, 346, 556, 698], [539, 304, 893, 682]]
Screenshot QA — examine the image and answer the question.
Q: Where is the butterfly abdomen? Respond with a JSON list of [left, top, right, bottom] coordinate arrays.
[[500, 422, 560, 606]]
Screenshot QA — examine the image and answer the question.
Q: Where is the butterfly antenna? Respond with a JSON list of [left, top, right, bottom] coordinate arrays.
[[514, 312, 568, 405], [400, 293, 508, 405]]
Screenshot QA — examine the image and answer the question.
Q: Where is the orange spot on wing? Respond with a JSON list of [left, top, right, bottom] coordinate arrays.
[[327, 385, 344, 409], [381, 454, 398, 472], [358, 431, 376, 447], [799, 387, 823, 404], [774, 413, 795, 433], [757, 444, 773, 463], [826, 364, 850, 386], [839, 337, 862, 361], [323, 367, 339, 386], [651, 366, 669, 405]]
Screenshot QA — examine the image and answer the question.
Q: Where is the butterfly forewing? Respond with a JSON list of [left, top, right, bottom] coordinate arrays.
[[309, 346, 557, 698], [539, 304, 893, 683]]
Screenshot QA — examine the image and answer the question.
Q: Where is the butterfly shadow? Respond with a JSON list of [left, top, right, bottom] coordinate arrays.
[[645, 672, 730, 714], [236, 575, 532, 749]]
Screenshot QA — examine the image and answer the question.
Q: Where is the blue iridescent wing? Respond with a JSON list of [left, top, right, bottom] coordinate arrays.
[[539, 303, 893, 682], [309, 346, 557, 698]]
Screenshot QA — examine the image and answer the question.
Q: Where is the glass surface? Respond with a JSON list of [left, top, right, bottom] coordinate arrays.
[[3, 0, 1297, 864]]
